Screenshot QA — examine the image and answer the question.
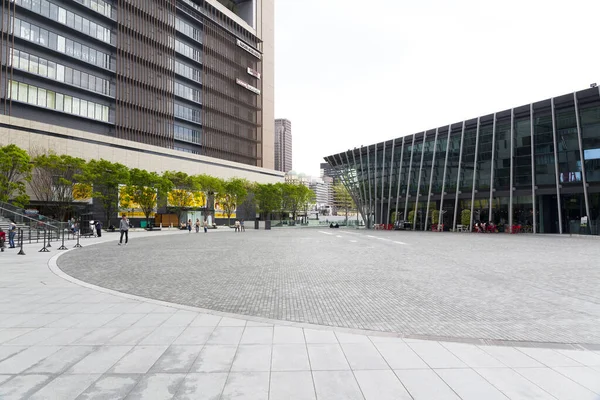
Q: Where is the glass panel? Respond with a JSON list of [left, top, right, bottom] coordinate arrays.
[[533, 106, 556, 187], [27, 85, 37, 105], [536, 194, 560, 234], [459, 125, 477, 193], [556, 104, 582, 185], [55, 93, 63, 111], [475, 121, 493, 191], [46, 90, 55, 108], [580, 103, 600, 183], [493, 118, 511, 190], [18, 82, 28, 102], [37, 87, 46, 107], [514, 113, 532, 188]]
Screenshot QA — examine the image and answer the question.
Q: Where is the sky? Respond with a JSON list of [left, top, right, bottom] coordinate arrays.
[[274, 0, 600, 177]]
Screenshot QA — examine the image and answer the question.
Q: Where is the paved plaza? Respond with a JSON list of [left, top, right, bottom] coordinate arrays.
[[60, 229, 600, 345], [0, 229, 597, 399]]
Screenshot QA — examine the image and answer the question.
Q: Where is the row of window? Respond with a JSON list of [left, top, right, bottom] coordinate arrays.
[[174, 125, 201, 144], [11, 18, 112, 69], [174, 146, 200, 155], [9, 49, 111, 96], [175, 39, 201, 64], [174, 82, 201, 104], [7, 80, 110, 122], [72, 0, 112, 19], [13, 0, 112, 44], [175, 17, 202, 44], [174, 103, 201, 124], [174, 60, 202, 84]]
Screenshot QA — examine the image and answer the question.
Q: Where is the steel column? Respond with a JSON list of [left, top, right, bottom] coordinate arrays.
[[469, 118, 481, 229], [403, 135, 416, 222], [380, 141, 386, 226], [373, 143, 378, 225], [551, 98, 563, 234], [413, 132, 427, 229], [425, 129, 439, 231], [394, 137, 405, 222], [488, 114, 497, 221], [573, 92, 591, 232], [530, 104, 537, 233], [366, 146, 373, 228], [386, 139, 396, 226], [438, 126, 452, 232], [452, 121, 466, 231], [509, 109, 515, 230]]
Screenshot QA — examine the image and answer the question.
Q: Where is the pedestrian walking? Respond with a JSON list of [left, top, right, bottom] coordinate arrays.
[[240, 219, 245, 232], [95, 220, 103, 237], [118, 214, 129, 245], [8, 222, 17, 248], [234, 220, 240, 232], [187, 219, 192, 233], [195, 218, 200, 233], [203, 219, 208, 233], [0, 227, 6, 252]]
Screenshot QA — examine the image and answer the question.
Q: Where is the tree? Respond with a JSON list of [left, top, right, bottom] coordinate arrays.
[[0, 144, 32, 207], [281, 183, 313, 225], [195, 174, 224, 219], [121, 169, 167, 226], [79, 159, 130, 227], [29, 153, 87, 220], [163, 171, 199, 223], [253, 183, 282, 221], [333, 183, 355, 224], [218, 178, 249, 226]]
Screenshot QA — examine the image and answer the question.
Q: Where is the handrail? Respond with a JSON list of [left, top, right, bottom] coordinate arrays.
[[0, 200, 66, 228], [0, 205, 66, 231]]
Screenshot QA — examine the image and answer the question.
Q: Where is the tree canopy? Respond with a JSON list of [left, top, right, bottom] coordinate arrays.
[[0, 144, 32, 207]]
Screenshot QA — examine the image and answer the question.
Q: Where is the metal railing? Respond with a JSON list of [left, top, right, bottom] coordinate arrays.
[[0, 203, 77, 245]]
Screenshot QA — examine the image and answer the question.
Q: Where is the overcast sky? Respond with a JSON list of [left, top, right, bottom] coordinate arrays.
[[274, 0, 600, 177]]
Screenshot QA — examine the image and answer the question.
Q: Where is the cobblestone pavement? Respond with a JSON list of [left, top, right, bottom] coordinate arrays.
[[0, 230, 598, 399], [58, 228, 600, 345]]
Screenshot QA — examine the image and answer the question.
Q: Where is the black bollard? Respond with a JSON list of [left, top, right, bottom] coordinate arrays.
[[73, 231, 82, 248], [58, 227, 67, 250], [17, 229, 25, 255], [39, 228, 50, 252], [46, 229, 52, 248]]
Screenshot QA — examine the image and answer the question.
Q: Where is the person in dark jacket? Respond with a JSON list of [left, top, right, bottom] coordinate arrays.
[[95, 220, 103, 237], [118, 214, 129, 245]]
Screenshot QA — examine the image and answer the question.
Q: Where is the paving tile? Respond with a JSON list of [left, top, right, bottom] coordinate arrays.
[[307, 344, 350, 371], [312, 370, 364, 400], [190, 345, 238, 373], [139, 326, 186, 345], [76, 327, 125, 345], [516, 367, 598, 400], [206, 327, 244, 345], [132, 314, 172, 328], [374, 343, 429, 369], [246, 321, 273, 328], [217, 317, 247, 327], [231, 345, 272, 372], [476, 367, 556, 400], [304, 329, 338, 344], [110, 345, 168, 374], [517, 348, 583, 367], [43, 327, 96, 345], [239, 327, 273, 345], [436, 368, 509, 400], [29, 373, 101, 400], [174, 372, 228, 400], [273, 326, 305, 344], [190, 314, 222, 327], [479, 345, 543, 368], [172, 327, 214, 345], [0, 346, 27, 362], [162, 311, 198, 327], [4, 327, 66, 345], [69, 346, 134, 374], [355, 370, 411, 400], [107, 327, 156, 345], [394, 369, 460, 399], [553, 366, 600, 394], [335, 332, 371, 344], [0, 329, 34, 344], [0, 374, 53, 399], [102, 314, 146, 328], [221, 372, 269, 400], [442, 342, 505, 368], [125, 373, 186, 400], [271, 344, 311, 371], [13, 313, 65, 328], [77, 374, 142, 400], [26, 345, 95, 374], [368, 336, 405, 344], [150, 345, 203, 373], [269, 371, 316, 400], [0, 375, 12, 385], [408, 342, 467, 369], [73, 314, 121, 328], [341, 342, 389, 370], [0, 345, 62, 374], [555, 349, 600, 366]]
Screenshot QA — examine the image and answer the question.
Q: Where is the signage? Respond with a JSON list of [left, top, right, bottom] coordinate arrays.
[[236, 78, 261, 95], [581, 216, 588, 228], [247, 67, 261, 79], [236, 39, 261, 59]]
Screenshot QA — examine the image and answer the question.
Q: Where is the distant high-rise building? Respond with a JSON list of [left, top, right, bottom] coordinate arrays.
[[275, 118, 292, 172]]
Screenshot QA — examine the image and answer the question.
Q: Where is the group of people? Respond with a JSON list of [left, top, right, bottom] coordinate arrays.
[[474, 221, 496, 233], [0, 222, 17, 251], [186, 218, 209, 233], [234, 219, 245, 232]]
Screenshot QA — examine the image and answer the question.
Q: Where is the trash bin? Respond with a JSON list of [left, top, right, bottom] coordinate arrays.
[[140, 220, 147, 229], [265, 220, 271, 230]]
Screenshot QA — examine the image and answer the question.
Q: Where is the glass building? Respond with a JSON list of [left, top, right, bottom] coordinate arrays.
[[324, 86, 600, 235]]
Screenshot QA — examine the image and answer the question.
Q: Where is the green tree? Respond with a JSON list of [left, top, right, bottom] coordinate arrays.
[[281, 183, 313, 225], [79, 159, 130, 227], [121, 169, 168, 226], [254, 183, 282, 221], [29, 153, 87, 220], [163, 171, 199, 223], [461, 209, 471, 228], [219, 178, 249, 226], [195, 174, 224, 219], [0, 144, 32, 207], [333, 183, 355, 225]]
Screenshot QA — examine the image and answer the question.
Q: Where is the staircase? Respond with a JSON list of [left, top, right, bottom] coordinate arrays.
[[0, 215, 28, 232]]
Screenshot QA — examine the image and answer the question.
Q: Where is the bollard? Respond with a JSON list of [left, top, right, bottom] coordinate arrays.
[[39, 228, 50, 252], [17, 228, 25, 255], [73, 231, 82, 248], [58, 227, 67, 250], [46, 229, 52, 248]]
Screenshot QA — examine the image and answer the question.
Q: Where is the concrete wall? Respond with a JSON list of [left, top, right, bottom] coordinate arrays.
[[258, 0, 275, 170], [0, 115, 284, 184]]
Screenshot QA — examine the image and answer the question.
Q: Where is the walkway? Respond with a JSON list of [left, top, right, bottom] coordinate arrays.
[[0, 230, 598, 399]]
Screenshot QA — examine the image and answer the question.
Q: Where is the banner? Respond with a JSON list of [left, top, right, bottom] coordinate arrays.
[[118, 184, 157, 218]]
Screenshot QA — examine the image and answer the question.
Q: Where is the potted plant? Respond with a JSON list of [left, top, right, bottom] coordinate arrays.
[[461, 209, 471, 230]]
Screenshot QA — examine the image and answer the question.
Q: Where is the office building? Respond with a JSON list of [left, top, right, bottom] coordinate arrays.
[[324, 86, 600, 235], [0, 0, 277, 180], [274, 118, 292, 172]]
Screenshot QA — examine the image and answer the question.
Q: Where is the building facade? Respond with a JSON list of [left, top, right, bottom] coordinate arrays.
[[325, 87, 600, 235], [274, 118, 292, 172], [0, 0, 274, 169]]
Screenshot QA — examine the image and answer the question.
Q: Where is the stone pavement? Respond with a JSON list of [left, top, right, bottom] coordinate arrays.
[[0, 229, 597, 399], [59, 229, 600, 344]]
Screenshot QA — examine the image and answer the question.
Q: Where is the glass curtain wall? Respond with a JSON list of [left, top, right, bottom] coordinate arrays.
[[457, 122, 477, 229], [578, 91, 600, 235], [407, 134, 423, 229], [416, 131, 436, 230], [492, 114, 511, 230], [430, 127, 448, 229], [513, 107, 533, 231], [443, 127, 462, 229], [398, 138, 413, 223], [474, 118, 493, 224]]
